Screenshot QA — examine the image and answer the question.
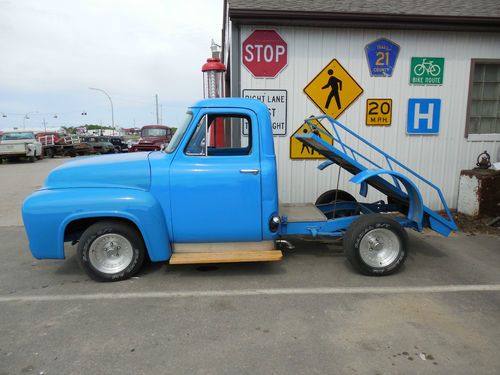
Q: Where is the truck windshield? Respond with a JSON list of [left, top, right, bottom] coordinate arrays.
[[0, 132, 35, 141], [166, 112, 193, 153], [142, 128, 167, 137]]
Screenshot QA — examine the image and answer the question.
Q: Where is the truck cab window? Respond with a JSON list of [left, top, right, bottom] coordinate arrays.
[[166, 112, 193, 154], [185, 114, 251, 156]]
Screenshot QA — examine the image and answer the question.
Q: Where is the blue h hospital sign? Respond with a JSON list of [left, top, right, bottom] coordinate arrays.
[[407, 99, 441, 135]]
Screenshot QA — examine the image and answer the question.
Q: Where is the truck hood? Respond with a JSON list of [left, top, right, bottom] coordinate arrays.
[[44, 152, 151, 190]]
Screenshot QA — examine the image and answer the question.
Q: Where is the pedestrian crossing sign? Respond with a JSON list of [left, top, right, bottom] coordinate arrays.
[[304, 59, 363, 119], [290, 118, 333, 159]]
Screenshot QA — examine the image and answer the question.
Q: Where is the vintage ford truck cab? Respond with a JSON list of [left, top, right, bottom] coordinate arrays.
[[23, 98, 457, 281], [129, 125, 173, 152]]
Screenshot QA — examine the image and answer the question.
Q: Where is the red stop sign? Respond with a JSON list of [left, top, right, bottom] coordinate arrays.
[[242, 30, 287, 78]]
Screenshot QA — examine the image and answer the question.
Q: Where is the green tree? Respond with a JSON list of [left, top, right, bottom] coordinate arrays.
[[85, 124, 113, 130], [60, 126, 77, 134]]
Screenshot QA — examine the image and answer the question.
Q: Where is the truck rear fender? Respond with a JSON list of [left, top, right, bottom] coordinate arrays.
[[350, 169, 424, 230]]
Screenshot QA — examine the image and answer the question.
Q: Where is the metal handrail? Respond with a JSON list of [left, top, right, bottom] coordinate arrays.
[[37, 135, 55, 146], [303, 115, 455, 225]]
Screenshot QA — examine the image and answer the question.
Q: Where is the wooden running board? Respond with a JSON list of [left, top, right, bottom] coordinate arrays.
[[169, 250, 283, 265]]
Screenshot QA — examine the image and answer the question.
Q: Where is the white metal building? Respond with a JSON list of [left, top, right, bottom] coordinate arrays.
[[222, 0, 500, 210]]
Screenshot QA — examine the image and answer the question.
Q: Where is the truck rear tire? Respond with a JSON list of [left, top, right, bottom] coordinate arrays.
[[315, 189, 357, 219], [343, 214, 408, 276], [45, 148, 55, 158], [77, 220, 146, 282]]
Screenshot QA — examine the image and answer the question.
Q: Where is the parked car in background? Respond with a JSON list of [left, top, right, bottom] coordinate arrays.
[[80, 136, 116, 154], [99, 136, 128, 153], [36, 132, 92, 158], [129, 125, 173, 152], [0, 130, 43, 162]]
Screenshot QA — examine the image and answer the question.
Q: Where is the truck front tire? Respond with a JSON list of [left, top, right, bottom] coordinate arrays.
[[343, 214, 408, 276], [77, 220, 146, 282]]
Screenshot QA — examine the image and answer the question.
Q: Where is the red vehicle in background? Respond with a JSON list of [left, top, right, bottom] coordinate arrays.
[[36, 132, 91, 158], [129, 125, 173, 152]]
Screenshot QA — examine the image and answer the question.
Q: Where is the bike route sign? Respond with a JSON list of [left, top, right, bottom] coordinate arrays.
[[365, 38, 400, 77], [410, 57, 444, 85]]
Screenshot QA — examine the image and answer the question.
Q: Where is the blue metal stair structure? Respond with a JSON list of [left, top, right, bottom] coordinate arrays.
[[294, 115, 458, 237]]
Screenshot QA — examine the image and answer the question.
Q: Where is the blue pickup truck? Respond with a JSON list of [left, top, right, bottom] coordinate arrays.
[[22, 98, 457, 281]]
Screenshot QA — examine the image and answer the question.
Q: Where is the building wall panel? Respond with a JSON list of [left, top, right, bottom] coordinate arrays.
[[238, 26, 500, 209]]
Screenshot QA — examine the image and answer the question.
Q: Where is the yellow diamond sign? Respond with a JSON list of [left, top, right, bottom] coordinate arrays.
[[304, 59, 363, 119], [290, 118, 333, 160]]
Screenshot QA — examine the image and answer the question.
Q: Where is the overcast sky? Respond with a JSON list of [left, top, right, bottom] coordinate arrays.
[[0, 0, 224, 130]]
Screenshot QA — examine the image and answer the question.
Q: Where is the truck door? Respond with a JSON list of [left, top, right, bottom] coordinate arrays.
[[169, 109, 262, 243]]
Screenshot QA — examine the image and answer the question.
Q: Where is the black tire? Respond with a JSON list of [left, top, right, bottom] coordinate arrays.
[[315, 189, 357, 219], [77, 220, 146, 282], [28, 155, 36, 163], [343, 214, 408, 276], [45, 148, 55, 158]]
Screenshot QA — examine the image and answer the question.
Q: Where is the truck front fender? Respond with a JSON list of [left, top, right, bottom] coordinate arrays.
[[22, 188, 171, 261], [350, 169, 424, 230]]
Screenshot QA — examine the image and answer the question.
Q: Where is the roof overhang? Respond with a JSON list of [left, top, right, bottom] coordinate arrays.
[[228, 9, 500, 32]]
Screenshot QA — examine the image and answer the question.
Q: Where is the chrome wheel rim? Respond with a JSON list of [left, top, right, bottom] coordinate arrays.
[[88, 234, 134, 274], [359, 228, 400, 268]]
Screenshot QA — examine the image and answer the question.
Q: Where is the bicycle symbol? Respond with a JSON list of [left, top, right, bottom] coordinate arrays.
[[413, 58, 441, 77]]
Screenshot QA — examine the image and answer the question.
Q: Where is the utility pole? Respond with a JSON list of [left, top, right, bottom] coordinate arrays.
[[42, 118, 47, 132], [155, 94, 160, 124]]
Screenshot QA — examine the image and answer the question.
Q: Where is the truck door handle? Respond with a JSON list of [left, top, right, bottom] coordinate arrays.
[[240, 169, 260, 175]]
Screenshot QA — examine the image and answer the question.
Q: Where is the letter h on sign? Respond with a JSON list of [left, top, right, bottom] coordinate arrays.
[[407, 98, 441, 134]]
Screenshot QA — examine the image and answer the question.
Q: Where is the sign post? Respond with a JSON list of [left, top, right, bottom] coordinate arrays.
[[242, 89, 287, 136], [303, 59, 363, 119], [242, 30, 288, 78]]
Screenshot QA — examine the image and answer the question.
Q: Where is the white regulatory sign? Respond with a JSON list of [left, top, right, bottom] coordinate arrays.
[[242, 89, 287, 136]]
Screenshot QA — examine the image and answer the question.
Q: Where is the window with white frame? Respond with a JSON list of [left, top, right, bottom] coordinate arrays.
[[185, 114, 250, 156], [467, 60, 500, 136]]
